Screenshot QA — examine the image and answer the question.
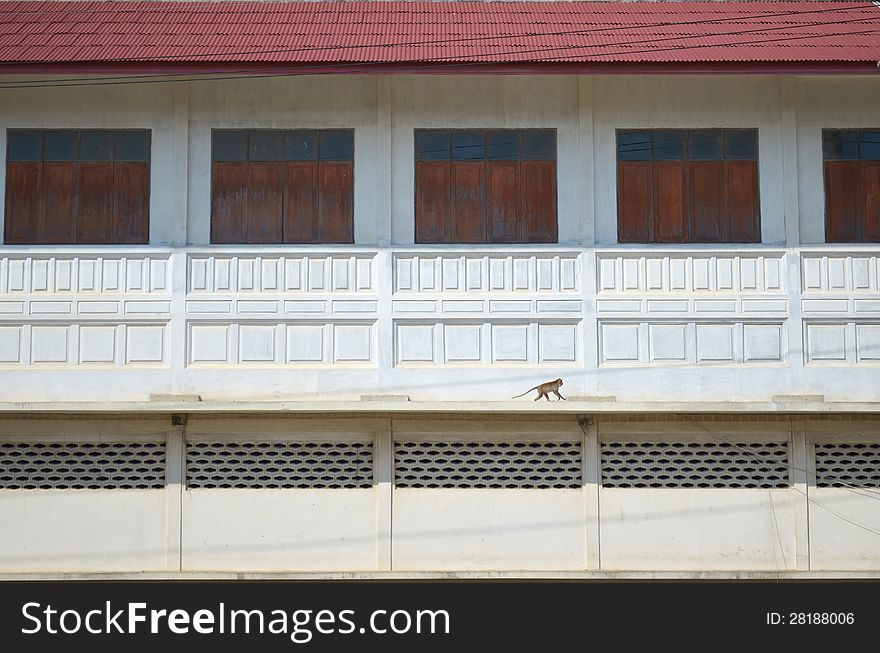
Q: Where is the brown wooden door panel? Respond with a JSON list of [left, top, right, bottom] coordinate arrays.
[[825, 161, 860, 243], [520, 161, 557, 243], [78, 162, 114, 243], [725, 161, 760, 242], [415, 161, 449, 243], [689, 161, 725, 242], [487, 161, 519, 242], [653, 162, 687, 243], [862, 162, 880, 242], [283, 162, 318, 243], [5, 162, 42, 244], [450, 161, 486, 243], [113, 162, 149, 244], [41, 163, 78, 243], [246, 163, 283, 244], [318, 161, 354, 243], [211, 162, 247, 243], [617, 162, 653, 243]]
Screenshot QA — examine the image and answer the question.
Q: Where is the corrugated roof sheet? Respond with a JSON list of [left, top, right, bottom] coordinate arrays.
[[0, 1, 878, 67]]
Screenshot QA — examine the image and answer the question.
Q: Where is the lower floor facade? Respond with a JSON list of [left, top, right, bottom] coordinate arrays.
[[0, 411, 877, 577]]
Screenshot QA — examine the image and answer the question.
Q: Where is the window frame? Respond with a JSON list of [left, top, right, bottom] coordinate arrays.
[[4, 128, 151, 245], [413, 128, 558, 244], [822, 128, 880, 243], [209, 128, 355, 245], [615, 128, 761, 245]]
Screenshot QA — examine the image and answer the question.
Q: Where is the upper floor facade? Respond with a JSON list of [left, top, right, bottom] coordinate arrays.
[[1, 73, 878, 248], [0, 73, 878, 408]]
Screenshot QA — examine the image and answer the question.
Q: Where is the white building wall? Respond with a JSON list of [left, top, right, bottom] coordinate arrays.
[[0, 419, 173, 572], [186, 75, 380, 245], [795, 77, 880, 244], [0, 80, 185, 245], [0, 415, 876, 574], [389, 75, 582, 244], [591, 75, 787, 245], [1, 74, 879, 247], [0, 77, 878, 406]]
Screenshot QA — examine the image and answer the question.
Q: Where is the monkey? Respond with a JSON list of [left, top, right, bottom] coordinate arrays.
[[511, 378, 566, 401]]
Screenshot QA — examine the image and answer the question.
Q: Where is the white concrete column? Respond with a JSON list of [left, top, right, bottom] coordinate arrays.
[[583, 416, 600, 569], [164, 416, 185, 571], [780, 77, 801, 247], [791, 420, 810, 570], [578, 76, 596, 247], [169, 248, 188, 393], [157, 81, 190, 246], [376, 421, 393, 570], [581, 249, 599, 398], [784, 248, 806, 397], [376, 248, 394, 392], [375, 76, 393, 248]]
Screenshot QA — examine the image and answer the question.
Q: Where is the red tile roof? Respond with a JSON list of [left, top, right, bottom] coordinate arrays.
[[0, 1, 878, 73]]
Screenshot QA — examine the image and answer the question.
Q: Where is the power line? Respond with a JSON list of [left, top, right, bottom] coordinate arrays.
[[2, 18, 878, 90]]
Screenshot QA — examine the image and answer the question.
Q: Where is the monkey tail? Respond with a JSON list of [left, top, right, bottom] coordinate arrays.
[[511, 386, 538, 399]]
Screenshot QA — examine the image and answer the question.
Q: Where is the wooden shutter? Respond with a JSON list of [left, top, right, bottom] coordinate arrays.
[[4, 162, 42, 244], [520, 160, 556, 243], [113, 162, 149, 244], [653, 162, 687, 243], [450, 161, 485, 243], [211, 162, 247, 243], [725, 161, 760, 242], [283, 162, 318, 243], [617, 161, 652, 243], [246, 163, 282, 243], [318, 161, 354, 243], [825, 161, 860, 243], [41, 162, 77, 244], [487, 161, 519, 242], [689, 162, 725, 242], [862, 161, 880, 242], [78, 162, 114, 243], [415, 161, 449, 243]]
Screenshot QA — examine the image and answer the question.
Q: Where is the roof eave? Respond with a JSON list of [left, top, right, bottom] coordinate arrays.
[[0, 61, 878, 76]]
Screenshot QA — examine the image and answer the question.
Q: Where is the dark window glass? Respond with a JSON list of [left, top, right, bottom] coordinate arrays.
[[823, 130, 859, 160], [212, 131, 248, 162], [319, 130, 353, 161], [114, 131, 150, 161], [249, 131, 283, 162], [285, 130, 318, 161], [43, 131, 78, 161], [80, 131, 114, 161], [451, 131, 484, 161], [617, 131, 651, 161], [653, 130, 686, 160], [416, 130, 449, 161], [520, 130, 556, 161], [860, 130, 880, 161], [487, 130, 518, 160], [688, 130, 722, 160], [7, 131, 42, 161], [723, 130, 757, 160]]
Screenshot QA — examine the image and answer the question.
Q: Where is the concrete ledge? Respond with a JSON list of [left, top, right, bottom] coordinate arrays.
[[0, 400, 878, 414], [2, 570, 880, 581]]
